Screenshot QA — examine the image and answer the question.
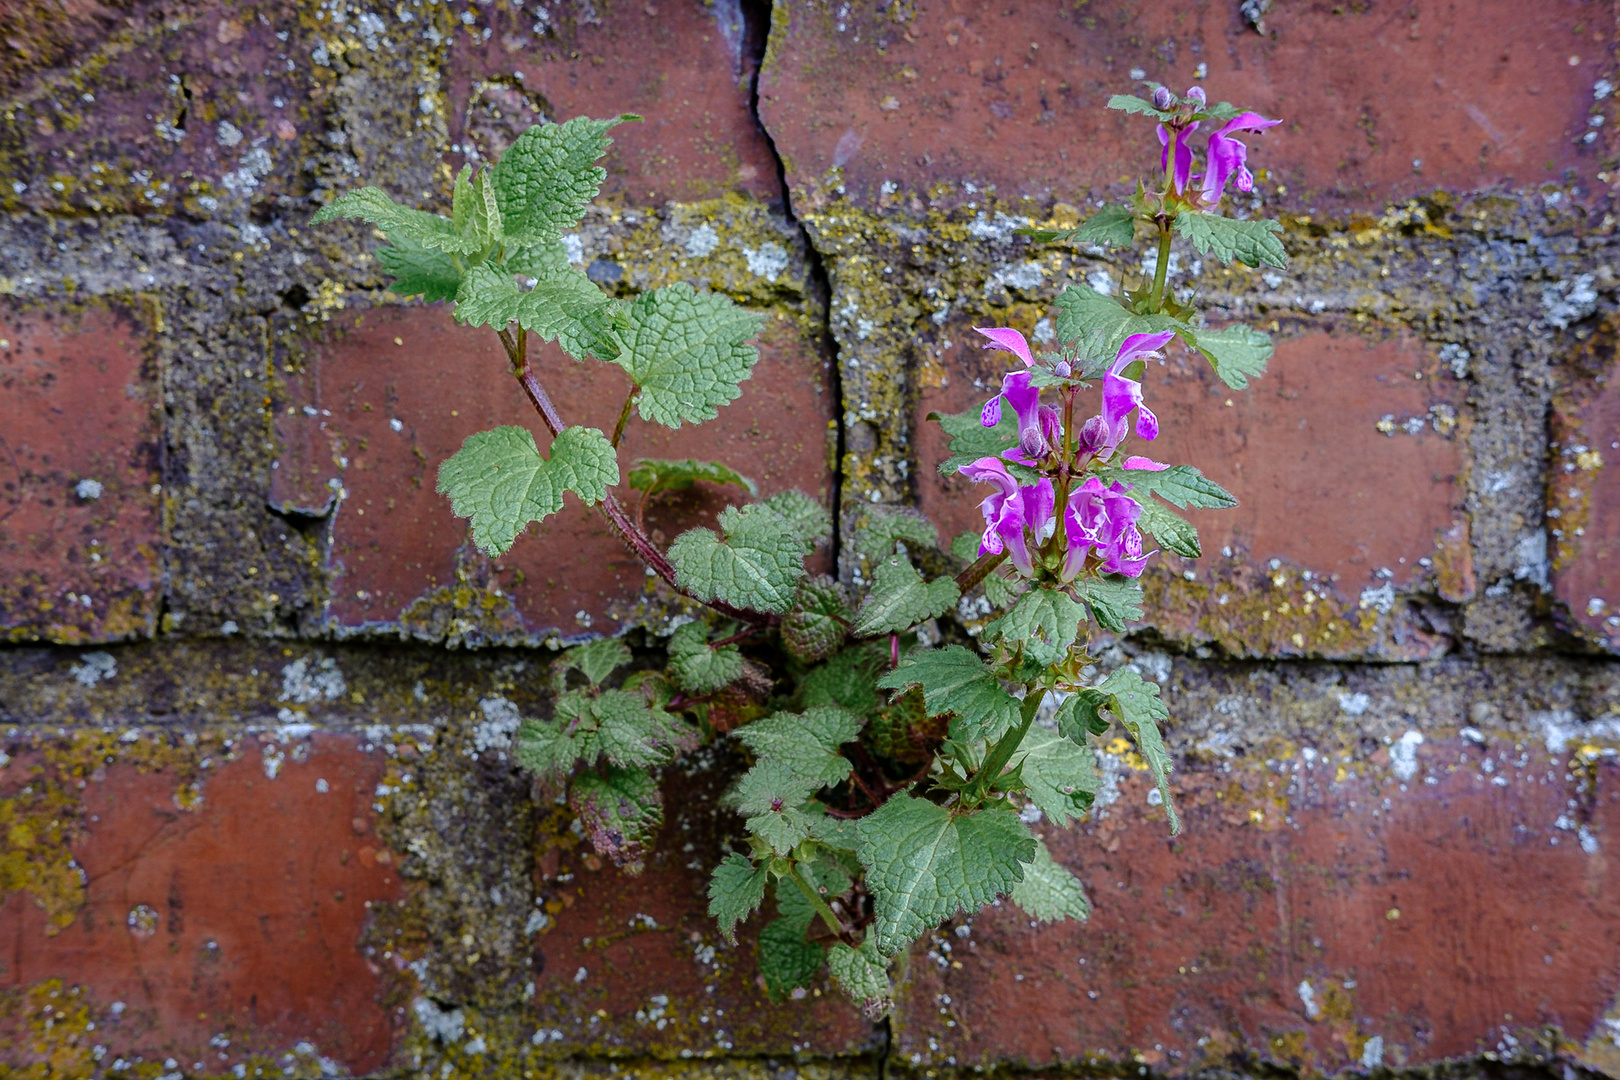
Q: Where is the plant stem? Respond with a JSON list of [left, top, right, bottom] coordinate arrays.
[[495, 326, 772, 627], [1148, 225, 1173, 313], [956, 551, 1008, 594], [790, 863, 848, 941], [973, 685, 1046, 794], [610, 387, 637, 448]]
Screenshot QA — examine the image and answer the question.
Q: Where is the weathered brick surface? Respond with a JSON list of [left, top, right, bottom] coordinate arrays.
[[760, 0, 1614, 210], [0, 303, 163, 643], [3, 0, 1620, 1076]]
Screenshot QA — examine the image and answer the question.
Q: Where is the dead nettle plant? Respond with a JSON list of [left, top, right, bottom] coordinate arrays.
[[314, 84, 1283, 1015]]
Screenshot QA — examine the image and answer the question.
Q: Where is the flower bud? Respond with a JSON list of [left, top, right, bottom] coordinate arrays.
[[1053, 360, 1072, 378], [1185, 86, 1206, 107], [1152, 86, 1175, 110]]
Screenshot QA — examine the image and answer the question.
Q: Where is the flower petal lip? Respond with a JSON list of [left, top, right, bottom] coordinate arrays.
[[973, 326, 1035, 367], [1197, 111, 1281, 207], [1122, 456, 1170, 471]]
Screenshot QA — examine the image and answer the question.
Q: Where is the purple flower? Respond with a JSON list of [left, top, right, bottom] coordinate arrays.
[[1122, 456, 1169, 472], [973, 326, 1035, 367], [981, 370, 1054, 459], [1061, 478, 1151, 581], [960, 458, 1051, 575], [1184, 86, 1206, 107], [1076, 331, 1176, 463], [1157, 123, 1196, 196], [1198, 111, 1281, 208]]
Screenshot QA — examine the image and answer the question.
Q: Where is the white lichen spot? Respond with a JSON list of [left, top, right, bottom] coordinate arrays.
[[75, 478, 104, 500], [991, 262, 1044, 290], [1031, 317, 1055, 344], [1542, 274, 1598, 329], [1512, 530, 1549, 590], [743, 241, 789, 282], [1390, 730, 1424, 781], [684, 224, 720, 258], [280, 656, 347, 703], [561, 233, 585, 264], [1086, 268, 1114, 296], [1297, 980, 1321, 1019], [216, 121, 243, 147], [71, 651, 117, 687], [412, 998, 465, 1043], [127, 904, 159, 937], [315, 778, 329, 793], [1438, 342, 1470, 379], [473, 696, 523, 755], [1358, 583, 1395, 614], [574, 966, 589, 983], [1361, 1035, 1384, 1068]]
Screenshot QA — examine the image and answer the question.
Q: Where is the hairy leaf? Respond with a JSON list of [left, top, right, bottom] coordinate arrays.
[[735, 705, 862, 789], [736, 757, 827, 817], [1189, 323, 1273, 390], [857, 796, 1035, 955], [759, 918, 826, 999], [1096, 464, 1236, 510], [555, 638, 632, 688], [876, 646, 1022, 741], [1135, 499, 1201, 558], [570, 766, 663, 868], [1174, 211, 1287, 269], [1020, 205, 1136, 247], [627, 458, 757, 499], [1052, 285, 1190, 363], [1010, 840, 1091, 923], [929, 407, 1035, 480], [614, 283, 764, 428], [852, 556, 960, 637], [828, 937, 893, 1017], [781, 576, 850, 664], [747, 803, 815, 855], [489, 115, 635, 244], [762, 490, 834, 548], [1053, 689, 1112, 742], [669, 503, 808, 614], [855, 505, 940, 561], [453, 262, 618, 361], [1093, 667, 1179, 833], [1072, 575, 1145, 633], [802, 647, 885, 717], [311, 187, 483, 253], [436, 425, 618, 556], [1106, 93, 1175, 121], [667, 620, 745, 694], [708, 852, 769, 941], [1009, 728, 1099, 826], [451, 165, 504, 248], [376, 235, 463, 303], [984, 587, 1085, 666]]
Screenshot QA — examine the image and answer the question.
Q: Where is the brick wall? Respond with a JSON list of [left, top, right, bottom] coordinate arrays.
[[3, 1, 1620, 1077]]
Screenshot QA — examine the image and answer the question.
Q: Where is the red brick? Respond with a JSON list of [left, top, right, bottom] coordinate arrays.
[[892, 736, 1620, 1073], [0, 735, 403, 1075], [759, 0, 1611, 211], [918, 321, 1467, 658], [0, 1, 318, 218], [0, 303, 163, 643], [1551, 348, 1620, 650], [444, 0, 781, 205], [271, 303, 834, 638], [529, 755, 877, 1055]]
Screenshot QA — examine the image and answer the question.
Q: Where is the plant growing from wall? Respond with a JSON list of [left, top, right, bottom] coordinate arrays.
[[314, 84, 1283, 1016]]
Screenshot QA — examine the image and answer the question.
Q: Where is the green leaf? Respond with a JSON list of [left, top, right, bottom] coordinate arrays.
[[854, 505, 940, 561], [856, 796, 1035, 955], [984, 587, 1085, 666], [450, 165, 504, 248], [1010, 840, 1091, 923], [1052, 285, 1190, 363], [551, 638, 633, 690], [504, 238, 574, 279], [876, 646, 1022, 741], [669, 503, 808, 614], [1072, 575, 1144, 633], [747, 803, 815, 855], [436, 425, 619, 556], [627, 458, 757, 499], [1173, 211, 1287, 268], [802, 647, 884, 717], [929, 407, 1038, 481], [613, 283, 765, 429], [1053, 690, 1112, 742], [569, 766, 663, 868], [735, 758, 826, 816], [666, 620, 745, 694], [1093, 668, 1179, 834], [852, 556, 960, 637], [488, 115, 635, 244], [708, 851, 769, 941], [311, 187, 482, 254], [1095, 464, 1236, 510], [1019, 205, 1135, 248], [781, 576, 850, 664], [761, 490, 834, 548], [1009, 728, 1099, 826], [735, 705, 861, 789], [827, 937, 892, 1016], [376, 235, 463, 303], [1105, 93, 1175, 121], [452, 262, 618, 361], [516, 685, 693, 776], [758, 918, 826, 998], [1135, 499, 1201, 558], [1189, 323, 1273, 390]]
